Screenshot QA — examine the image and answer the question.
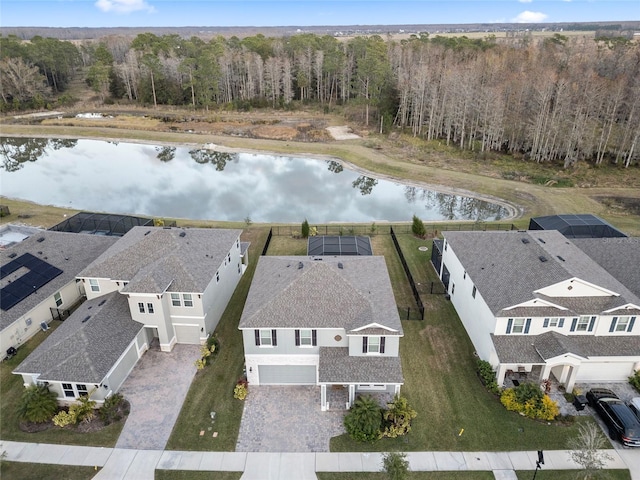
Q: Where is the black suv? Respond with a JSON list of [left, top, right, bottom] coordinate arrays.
[[586, 388, 640, 447]]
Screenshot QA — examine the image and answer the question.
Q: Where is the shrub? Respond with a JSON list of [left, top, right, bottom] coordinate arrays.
[[301, 219, 310, 238], [99, 393, 125, 425], [382, 396, 417, 438], [53, 393, 97, 427], [476, 359, 500, 395], [500, 384, 559, 421], [17, 385, 58, 424], [344, 395, 383, 443], [629, 370, 640, 393], [52, 410, 75, 427], [411, 215, 426, 238], [234, 379, 248, 400]]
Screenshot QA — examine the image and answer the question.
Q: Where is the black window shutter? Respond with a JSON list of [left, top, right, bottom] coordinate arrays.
[[380, 337, 386, 354], [272, 329, 277, 346], [629, 317, 636, 332], [295, 330, 300, 346], [524, 319, 531, 334], [254, 329, 260, 346], [543, 318, 549, 328], [609, 317, 618, 333], [506, 319, 513, 334], [570, 318, 577, 332], [362, 337, 368, 353], [559, 318, 564, 328], [588, 316, 596, 332], [312, 329, 317, 346]]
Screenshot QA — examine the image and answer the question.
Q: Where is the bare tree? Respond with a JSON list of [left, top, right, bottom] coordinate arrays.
[[567, 422, 613, 479]]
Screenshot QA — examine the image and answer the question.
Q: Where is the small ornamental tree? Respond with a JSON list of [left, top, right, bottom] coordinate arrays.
[[17, 385, 58, 424], [301, 219, 310, 238], [568, 422, 613, 479], [382, 451, 410, 480], [382, 396, 417, 438], [344, 395, 383, 442], [411, 215, 426, 238]]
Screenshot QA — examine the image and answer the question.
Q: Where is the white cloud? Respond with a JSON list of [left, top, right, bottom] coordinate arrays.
[[512, 11, 548, 23], [95, 0, 155, 14], [518, 0, 533, 3]]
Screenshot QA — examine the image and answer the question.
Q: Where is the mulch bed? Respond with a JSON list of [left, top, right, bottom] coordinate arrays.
[[19, 400, 130, 434]]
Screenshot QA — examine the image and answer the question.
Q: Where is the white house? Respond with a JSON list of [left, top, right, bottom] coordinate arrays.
[[14, 226, 249, 403], [1, 229, 118, 358], [438, 230, 640, 391], [239, 256, 404, 411]]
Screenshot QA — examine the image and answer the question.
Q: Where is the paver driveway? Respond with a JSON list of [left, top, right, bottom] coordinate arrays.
[[115, 343, 201, 450], [236, 386, 346, 452]]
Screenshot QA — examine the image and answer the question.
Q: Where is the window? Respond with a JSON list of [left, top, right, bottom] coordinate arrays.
[[544, 317, 564, 328], [255, 329, 276, 347], [295, 329, 316, 347], [54, 292, 63, 307], [451, 283, 455, 295], [506, 318, 531, 334], [77, 384, 88, 397], [89, 279, 100, 292], [171, 293, 181, 307], [62, 383, 74, 398], [138, 302, 145, 313], [610, 316, 636, 333], [512, 319, 525, 333], [228, 253, 231, 264], [216, 271, 220, 283], [472, 286, 477, 299], [183, 294, 193, 307], [463, 271, 466, 280], [147, 303, 154, 314], [362, 336, 386, 354], [577, 316, 591, 332]]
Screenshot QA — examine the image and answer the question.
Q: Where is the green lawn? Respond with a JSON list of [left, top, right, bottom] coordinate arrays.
[[164, 227, 270, 451], [0, 462, 100, 480], [516, 471, 630, 480], [155, 471, 242, 480], [330, 233, 600, 452], [317, 473, 494, 480], [0, 324, 125, 446]]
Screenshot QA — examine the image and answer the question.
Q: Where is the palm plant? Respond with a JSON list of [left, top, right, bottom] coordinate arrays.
[[344, 395, 382, 442], [17, 385, 58, 423]]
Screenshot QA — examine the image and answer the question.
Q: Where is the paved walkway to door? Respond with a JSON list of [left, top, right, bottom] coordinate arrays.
[[236, 386, 346, 452], [115, 343, 201, 450]]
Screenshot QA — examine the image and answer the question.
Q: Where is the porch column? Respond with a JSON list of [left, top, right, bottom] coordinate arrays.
[[565, 365, 579, 392], [321, 384, 327, 412], [558, 365, 571, 384], [348, 384, 355, 409], [540, 364, 552, 382], [496, 364, 508, 387], [394, 384, 401, 397]]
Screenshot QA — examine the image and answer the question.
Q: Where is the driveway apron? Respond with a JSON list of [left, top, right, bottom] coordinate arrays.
[[115, 343, 201, 450], [236, 386, 346, 452]]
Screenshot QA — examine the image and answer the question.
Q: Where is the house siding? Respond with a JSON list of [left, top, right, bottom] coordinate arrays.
[[1, 279, 82, 355], [347, 335, 400, 357]]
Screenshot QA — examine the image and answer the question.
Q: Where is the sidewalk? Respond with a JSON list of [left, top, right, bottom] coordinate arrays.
[[1, 440, 637, 480]]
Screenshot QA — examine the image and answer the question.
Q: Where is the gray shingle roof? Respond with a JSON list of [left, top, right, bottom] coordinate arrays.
[[492, 332, 640, 364], [1, 231, 118, 330], [318, 347, 404, 384], [443, 230, 640, 315], [239, 256, 402, 334], [572, 237, 640, 299], [13, 292, 143, 384], [79, 227, 241, 294]]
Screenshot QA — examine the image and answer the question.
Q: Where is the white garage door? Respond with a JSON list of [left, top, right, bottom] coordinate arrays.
[[576, 362, 635, 382], [174, 325, 201, 344], [258, 365, 316, 385]]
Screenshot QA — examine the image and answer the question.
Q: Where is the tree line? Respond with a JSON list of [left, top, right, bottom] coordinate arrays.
[[1, 32, 638, 167]]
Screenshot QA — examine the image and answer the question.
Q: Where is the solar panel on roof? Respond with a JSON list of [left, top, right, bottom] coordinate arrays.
[[0, 253, 63, 311]]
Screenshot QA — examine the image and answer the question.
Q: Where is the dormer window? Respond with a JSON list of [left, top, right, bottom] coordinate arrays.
[[89, 279, 100, 292], [362, 336, 386, 354], [610, 316, 636, 333]]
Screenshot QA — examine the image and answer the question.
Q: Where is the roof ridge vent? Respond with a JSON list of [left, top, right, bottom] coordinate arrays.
[[82, 315, 91, 323], [538, 238, 546, 244], [98, 299, 106, 306], [539, 256, 548, 262], [144, 230, 151, 236], [338, 262, 344, 269], [37, 237, 45, 242], [179, 231, 186, 237], [521, 238, 530, 244], [557, 255, 565, 262], [298, 262, 304, 269]]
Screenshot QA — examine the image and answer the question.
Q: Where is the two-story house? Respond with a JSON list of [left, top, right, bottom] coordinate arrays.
[[14, 226, 249, 403], [437, 229, 640, 391], [239, 256, 404, 411]]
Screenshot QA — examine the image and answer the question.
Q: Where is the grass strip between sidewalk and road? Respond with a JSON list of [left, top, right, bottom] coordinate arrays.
[[0, 462, 100, 480]]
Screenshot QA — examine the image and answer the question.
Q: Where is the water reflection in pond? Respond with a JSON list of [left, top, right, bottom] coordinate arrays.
[[0, 137, 509, 223]]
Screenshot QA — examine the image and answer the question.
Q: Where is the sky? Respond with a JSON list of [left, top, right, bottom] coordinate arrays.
[[0, 0, 638, 28]]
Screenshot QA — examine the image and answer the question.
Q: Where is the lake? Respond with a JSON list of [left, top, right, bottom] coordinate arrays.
[[0, 137, 510, 223]]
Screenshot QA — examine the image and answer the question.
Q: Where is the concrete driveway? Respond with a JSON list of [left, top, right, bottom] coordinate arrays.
[[115, 343, 201, 450], [236, 386, 346, 452]]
